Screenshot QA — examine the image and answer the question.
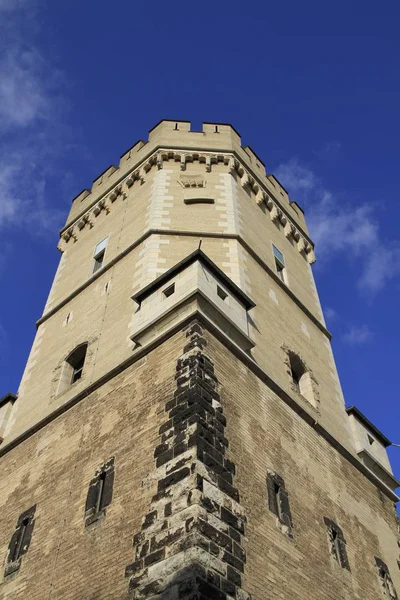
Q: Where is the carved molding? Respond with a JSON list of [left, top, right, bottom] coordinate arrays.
[[61, 149, 315, 264]]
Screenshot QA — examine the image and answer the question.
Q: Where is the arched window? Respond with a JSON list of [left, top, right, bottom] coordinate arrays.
[[288, 352, 316, 406], [58, 344, 88, 394], [67, 344, 87, 384]]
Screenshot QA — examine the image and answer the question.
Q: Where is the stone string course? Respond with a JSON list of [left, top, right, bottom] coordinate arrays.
[[125, 320, 250, 600]]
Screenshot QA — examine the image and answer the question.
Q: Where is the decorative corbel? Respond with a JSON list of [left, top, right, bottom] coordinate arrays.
[[266, 197, 274, 212], [180, 155, 186, 171], [205, 156, 211, 173], [77, 216, 88, 231], [284, 221, 292, 238], [297, 237, 306, 253], [228, 156, 236, 174], [292, 228, 300, 242], [92, 200, 103, 217], [240, 172, 250, 189], [126, 175, 135, 188], [103, 197, 112, 213], [109, 185, 122, 202], [306, 248, 316, 264], [62, 228, 73, 243], [256, 189, 266, 205], [270, 204, 279, 222], [156, 154, 163, 170]]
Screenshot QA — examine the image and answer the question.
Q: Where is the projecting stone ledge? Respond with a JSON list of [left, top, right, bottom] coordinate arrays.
[[130, 250, 255, 356]]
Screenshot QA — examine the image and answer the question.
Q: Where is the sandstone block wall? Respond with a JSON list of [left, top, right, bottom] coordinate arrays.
[[0, 324, 398, 599]]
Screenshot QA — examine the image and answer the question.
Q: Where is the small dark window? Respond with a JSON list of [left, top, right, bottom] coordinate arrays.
[[376, 557, 398, 599], [92, 237, 108, 274], [93, 249, 105, 273], [67, 344, 87, 385], [85, 458, 115, 527], [275, 260, 285, 282], [266, 472, 293, 536], [163, 283, 175, 298], [214, 125, 219, 133], [272, 245, 286, 284], [174, 123, 179, 130], [368, 434, 375, 446], [5, 506, 36, 576], [324, 518, 350, 571], [217, 286, 228, 301], [291, 367, 300, 393]]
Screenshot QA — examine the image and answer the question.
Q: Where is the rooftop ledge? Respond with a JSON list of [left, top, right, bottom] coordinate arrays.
[[130, 250, 256, 354]]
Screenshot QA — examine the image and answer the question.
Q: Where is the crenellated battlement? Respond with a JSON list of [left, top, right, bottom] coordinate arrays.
[[64, 120, 307, 236]]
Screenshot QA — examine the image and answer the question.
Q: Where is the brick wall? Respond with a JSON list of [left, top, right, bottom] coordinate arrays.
[[0, 323, 398, 599]]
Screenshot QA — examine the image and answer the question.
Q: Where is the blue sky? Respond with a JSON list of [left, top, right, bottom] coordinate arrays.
[[0, 1, 399, 476]]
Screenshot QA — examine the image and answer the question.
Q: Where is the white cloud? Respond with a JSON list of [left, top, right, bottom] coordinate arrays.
[[0, 0, 69, 235], [0, 48, 49, 129], [275, 158, 399, 294], [342, 325, 373, 345]]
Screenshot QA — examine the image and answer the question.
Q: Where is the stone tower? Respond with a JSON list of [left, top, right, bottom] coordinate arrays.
[[0, 120, 398, 600]]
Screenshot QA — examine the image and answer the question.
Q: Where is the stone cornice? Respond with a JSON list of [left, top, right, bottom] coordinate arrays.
[[1, 313, 397, 502], [38, 229, 330, 338], [59, 146, 315, 264]]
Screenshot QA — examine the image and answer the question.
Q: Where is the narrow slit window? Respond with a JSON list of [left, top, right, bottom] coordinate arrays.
[[214, 125, 219, 133], [291, 367, 300, 393], [85, 458, 115, 527], [92, 237, 108, 274], [272, 244, 286, 284], [367, 434, 375, 446], [163, 283, 175, 298], [375, 557, 397, 598], [324, 518, 350, 570], [266, 472, 293, 536], [5, 506, 36, 576], [217, 286, 228, 301], [174, 123, 179, 130]]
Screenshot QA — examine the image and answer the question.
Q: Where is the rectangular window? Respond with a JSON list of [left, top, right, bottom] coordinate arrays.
[[324, 518, 350, 570], [266, 472, 293, 535], [5, 506, 36, 576], [85, 458, 115, 526], [375, 557, 398, 599], [163, 283, 175, 298], [92, 237, 108, 274], [217, 285, 228, 301], [272, 244, 286, 284]]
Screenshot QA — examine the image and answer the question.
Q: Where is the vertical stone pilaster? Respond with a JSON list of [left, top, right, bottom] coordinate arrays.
[[125, 321, 250, 600]]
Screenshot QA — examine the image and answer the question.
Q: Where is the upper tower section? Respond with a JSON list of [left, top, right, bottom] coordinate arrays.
[[63, 120, 310, 248]]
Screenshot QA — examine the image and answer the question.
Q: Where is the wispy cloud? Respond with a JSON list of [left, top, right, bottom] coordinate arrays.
[[342, 325, 373, 345], [0, 1, 72, 235], [275, 158, 400, 294], [0, 48, 50, 130]]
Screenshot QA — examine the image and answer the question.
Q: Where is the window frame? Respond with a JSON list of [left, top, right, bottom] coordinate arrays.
[[92, 236, 109, 275], [85, 457, 115, 527], [5, 505, 36, 576], [375, 557, 398, 599], [324, 517, 350, 571], [272, 244, 287, 285], [266, 471, 293, 536]]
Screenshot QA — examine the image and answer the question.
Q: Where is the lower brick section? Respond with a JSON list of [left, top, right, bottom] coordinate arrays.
[[125, 320, 250, 599]]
